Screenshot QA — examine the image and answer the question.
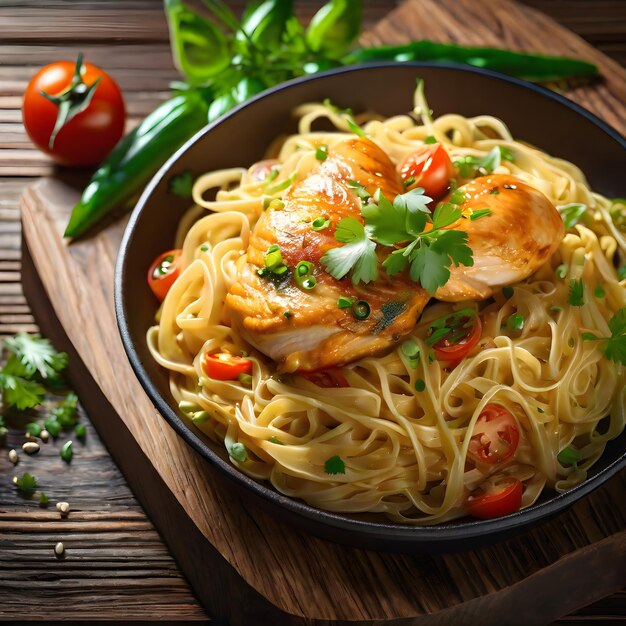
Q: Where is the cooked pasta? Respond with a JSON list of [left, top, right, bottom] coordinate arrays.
[[147, 84, 625, 524]]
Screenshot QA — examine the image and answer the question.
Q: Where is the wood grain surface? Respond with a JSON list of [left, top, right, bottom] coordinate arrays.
[[2, 0, 626, 623]]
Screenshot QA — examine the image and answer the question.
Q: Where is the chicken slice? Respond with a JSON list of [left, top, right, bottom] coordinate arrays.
[[225, 138, 430, 372], [435, 174, 565, 301]]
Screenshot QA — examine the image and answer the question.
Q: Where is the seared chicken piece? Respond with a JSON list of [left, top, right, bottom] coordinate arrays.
[[226, 138, 430, 372], [436, 174, 565, 301]]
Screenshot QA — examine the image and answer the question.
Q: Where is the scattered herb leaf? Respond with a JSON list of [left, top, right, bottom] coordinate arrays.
[[169, 171, 194, 198], [324, 455, 345, 475]]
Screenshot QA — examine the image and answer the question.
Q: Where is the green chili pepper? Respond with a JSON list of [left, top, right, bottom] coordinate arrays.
[[343, 40, 598, 82], [306, 0, 363, 59], [164, 0, 229, 84], [64, 89, 210, 239], [237, 0, 294, 51], [208, 75, 266, 123]]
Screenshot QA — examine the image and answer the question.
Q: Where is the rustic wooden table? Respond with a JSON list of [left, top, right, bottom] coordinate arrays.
[[0, 1, 624, 623]]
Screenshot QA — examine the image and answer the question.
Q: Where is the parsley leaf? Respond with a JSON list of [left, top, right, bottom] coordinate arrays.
[[0, 356, 46, 410], [321, 217, 378, 285], [169, 171, 194, 198], [567, 279, 585, 307], [324, 455, 345, 475], [558, 203, 588, 229], [409, 244, 451, 293], [454, 146, 512, 178], [15, 472, 37, 495], [605, 308, 626, 364], [4, 333, 68, 381], [51, 392, 79, 428]]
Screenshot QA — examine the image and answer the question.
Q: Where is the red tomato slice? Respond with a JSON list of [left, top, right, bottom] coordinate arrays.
[[202, 353, 253, 381], [399, 144, 454, 200], [147, 249, 182, 302], [467, 476, 523, 519], [468, 403, 520, 465], [302, 369, 349, 388], [433, 315, 482, 365]]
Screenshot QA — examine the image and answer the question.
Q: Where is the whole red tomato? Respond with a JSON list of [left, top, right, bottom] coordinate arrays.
[[23, 55, 125, 167]]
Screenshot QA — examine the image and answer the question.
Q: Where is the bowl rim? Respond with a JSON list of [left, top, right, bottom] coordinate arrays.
[[115, 61, 626, 545]]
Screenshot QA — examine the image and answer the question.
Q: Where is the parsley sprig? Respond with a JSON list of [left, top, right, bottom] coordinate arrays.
[[321, 186, 475, 293], [454, 146, 514, 178], [581, 308, 626, 365]]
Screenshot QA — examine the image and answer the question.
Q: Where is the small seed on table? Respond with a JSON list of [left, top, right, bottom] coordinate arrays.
[[54, 542, 65, 557], [22, 442, 40, 455], [40, 430, 50, 442], [24, 433, 37, 442], [8, 449, 18, 464], [56, 501, 70, 516], [12, 476, 18, 485]]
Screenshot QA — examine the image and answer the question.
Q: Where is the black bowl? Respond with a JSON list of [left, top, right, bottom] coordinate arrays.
[[115, 63, 626, 552]]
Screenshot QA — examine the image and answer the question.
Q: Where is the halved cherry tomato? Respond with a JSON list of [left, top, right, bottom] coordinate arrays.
[[302, 369, 349, 388], [248, 159, 280, 182], [433, 315, 482, 365], [468, 403, 520, 465], [399, 144, 454, 200], [202, 353, 253, 381], [148, 249, 182, 302], [23, 56, 125, 166], [466, 476, 523, 519]]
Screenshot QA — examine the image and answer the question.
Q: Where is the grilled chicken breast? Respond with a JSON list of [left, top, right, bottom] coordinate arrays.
[[436, 174, 565, 301], [225, 138, 431, 372]]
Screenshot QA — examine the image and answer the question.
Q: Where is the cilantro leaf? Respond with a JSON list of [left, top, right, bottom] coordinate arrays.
[[567, 279, 585, 307], [321, 217, 378, 284], [432, 202, 463, 229], [392, 187, 432, 216], [324, 455, 345, 475], [15, 472, 37, 495], [558, 203, 588, 229], [169, 171, 194, 198], [454, 146, 512, 178], [605, 308, 626, 365], [409, 244, 451, 294], [0, 356, 45, 410], [432, 230, 473, 267], [4, 333, 68, 381]]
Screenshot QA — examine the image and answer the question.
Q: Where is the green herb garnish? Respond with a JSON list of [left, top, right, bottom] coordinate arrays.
[[268, 436, 284, 445], [558, 203, 588, 229], [351, 300, 370, 320], [324, 455, 345, 475], [311, 216, 331, 231], [26, 422, 42, 437], [507, 313, 525, 331], [315, 145, 328, 161], [15, 472, 37, 495], [424, 135, 437, 144], [580, 308, 626, 365], [502, 286, 514, 299], [5, 333, 68, 381], [594, 285, 606, 299], [414, 379, 426, 392], [169, 171, 194, 198], [453, 146, 513, 178], [557, 446, 581, 466], [39, 492, 49, 506], [568, 278, 585, 307], [228, 442, 248, 463], [75, 423, 86, 438], [337, 296, 354, 309]]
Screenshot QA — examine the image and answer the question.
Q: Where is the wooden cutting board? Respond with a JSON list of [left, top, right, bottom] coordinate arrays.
[[20, 1, 626, 623]]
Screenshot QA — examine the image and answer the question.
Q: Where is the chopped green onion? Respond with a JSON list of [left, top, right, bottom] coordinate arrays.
[[283, 310, 293, 319], [414, 379, 426, 392], [266, 172, 297, 195], [238, 373, 253, 386], [401, 339, 420, 358], [507, 313, 525, 331], [424, 135, 437, 144], [228, 442, 248, 462], [594, 285, 606, 298], [351, 300, 370, 320], [618, 266, 626, 280], [337, 296, 353, 309], [267, 199, 285, 210], [296, 261, 313, 276], [490, 188, 500, 195], [301, 276, 317, 289], [556, 263, 568, 278], [449, 189, 465, 205], [264, 168, 279, 185], [550, 305, 563, 313], [200, 244, 209, 252], [557, 446, 581, 466], [403, 176, 416, 188], [537, 407, 545, 414], [268, 436, 284, 445], [470, 208, 492, 221], [315, 145, 328, 161], [311, 217, 330, 231], [294, 261, 317, 290]]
